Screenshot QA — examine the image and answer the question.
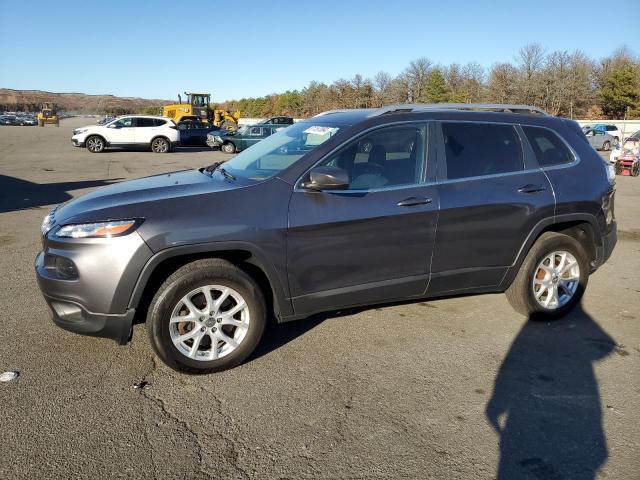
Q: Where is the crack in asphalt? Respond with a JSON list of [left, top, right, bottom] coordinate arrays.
[[136, 355, 250, 480], [137, 356, 206, 479]]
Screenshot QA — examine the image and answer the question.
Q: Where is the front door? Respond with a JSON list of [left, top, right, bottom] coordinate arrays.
[[287, 123, 439, 316], [106, 117, 135, 145]]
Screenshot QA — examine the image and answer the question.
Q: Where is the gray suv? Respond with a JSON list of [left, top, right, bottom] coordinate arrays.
[[35, 104, 617, 373]]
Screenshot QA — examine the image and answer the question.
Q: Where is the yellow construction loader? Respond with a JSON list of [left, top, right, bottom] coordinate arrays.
[[37, 102, 59, 127], [162, 92, 240, 131]]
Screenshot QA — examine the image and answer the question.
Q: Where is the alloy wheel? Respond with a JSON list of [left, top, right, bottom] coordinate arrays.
[[152, 138, 169, 153], [531, 250, 580, 310], [87, 137, 103, 152], [169, 285, 250, 361]]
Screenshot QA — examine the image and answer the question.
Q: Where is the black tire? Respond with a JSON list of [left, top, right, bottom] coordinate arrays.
[[602, 141, 610, 151], [505, 232, 589, 319], [86, 135, 105, 153], [151, 137, 170, 153], [632, 162, 640, 177], [38, 120, 44, 127], [222, 142, 236, 154], [146, 258, 267, 374]]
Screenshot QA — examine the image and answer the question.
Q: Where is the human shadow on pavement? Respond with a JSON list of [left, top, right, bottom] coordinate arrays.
[[0, 174, 120, 213], [486, 304, 618, 480]]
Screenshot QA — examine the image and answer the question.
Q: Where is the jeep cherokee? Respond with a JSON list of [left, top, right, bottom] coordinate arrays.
[[36, 103, 617, 373]]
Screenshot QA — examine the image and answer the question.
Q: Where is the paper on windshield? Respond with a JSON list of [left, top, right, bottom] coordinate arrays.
[[303, 126, 339, 136]]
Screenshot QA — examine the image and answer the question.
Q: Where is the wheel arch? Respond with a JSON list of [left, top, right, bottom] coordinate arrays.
[[501, 214, 603, 289], [86, 133, 108, 147], [128, 243, 291, 327], [151, 135, 171, 146]]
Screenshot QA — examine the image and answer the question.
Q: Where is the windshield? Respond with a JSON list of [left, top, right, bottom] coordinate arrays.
[[220, 122, 341, 181]]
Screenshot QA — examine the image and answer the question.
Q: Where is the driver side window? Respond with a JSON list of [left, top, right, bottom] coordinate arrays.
[[320, 124, 426, 190], [112, 118, 133, 128]]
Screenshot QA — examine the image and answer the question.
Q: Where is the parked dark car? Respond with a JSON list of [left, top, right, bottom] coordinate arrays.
[[207, 124, 285, 153], [177, 120, 222, 146], [36, 103, 617, 374], [0, 115, 16, 125], [262, 116, 294, 125]]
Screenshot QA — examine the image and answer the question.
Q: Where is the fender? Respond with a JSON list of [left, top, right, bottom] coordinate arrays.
[[126, 240, 293, 320], [500, 212, 603, 289]]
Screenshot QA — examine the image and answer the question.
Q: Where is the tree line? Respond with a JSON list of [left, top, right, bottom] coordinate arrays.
[[217, 44, 640, 120]]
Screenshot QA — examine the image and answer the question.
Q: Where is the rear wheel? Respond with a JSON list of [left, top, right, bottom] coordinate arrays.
[[151, 137, 169, 153], [602, 141, 610, 151], [632, 162, 639, 177], [86, 135, 105, 153], [146, 259, 267, 374], [505, 232, 589, 319], [222, 142, 236, 154]]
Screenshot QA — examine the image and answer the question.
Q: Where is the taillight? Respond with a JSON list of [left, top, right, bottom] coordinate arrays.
[[169, 125, 177, 129]]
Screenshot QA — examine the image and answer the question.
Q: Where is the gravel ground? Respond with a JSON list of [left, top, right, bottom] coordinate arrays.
[[0, 118, 638, 479]]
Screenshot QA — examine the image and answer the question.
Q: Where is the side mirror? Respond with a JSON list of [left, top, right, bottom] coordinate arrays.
[[301, 166, 349, 191]]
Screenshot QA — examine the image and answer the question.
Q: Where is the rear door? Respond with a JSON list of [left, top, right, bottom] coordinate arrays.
[[287, 122, 439, 315], [428, 121, 555, 295], [133, 117, 159, 144]]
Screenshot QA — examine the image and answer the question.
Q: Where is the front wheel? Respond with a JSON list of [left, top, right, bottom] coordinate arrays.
[[151, 137, 170, 153], [86, 135, 105, 153], [222, 142, 236, 154], [602, 141, 610, 151], [505, 232, 589, 319], [146, 259, 267, 374]]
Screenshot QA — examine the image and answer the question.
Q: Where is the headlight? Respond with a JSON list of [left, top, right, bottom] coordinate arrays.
[[41, 210, 56, 236], [214, 136, 222, 141], [73, 128, 88, 135], [55, 220, 139, 239]]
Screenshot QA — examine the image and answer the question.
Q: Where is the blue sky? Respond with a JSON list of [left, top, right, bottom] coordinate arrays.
[[1, 0, 638, 102]]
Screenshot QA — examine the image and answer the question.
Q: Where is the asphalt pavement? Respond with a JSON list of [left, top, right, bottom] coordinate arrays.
[[0, 118, 638, 479]]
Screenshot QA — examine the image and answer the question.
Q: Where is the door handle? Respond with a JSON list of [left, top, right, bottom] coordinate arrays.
[[517, 184, 547, 194], [397, 196, 432, 207]]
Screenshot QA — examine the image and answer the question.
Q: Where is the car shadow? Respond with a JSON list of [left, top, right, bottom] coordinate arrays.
[[0, 174, 120, 214], [486, 303, 617, 480]]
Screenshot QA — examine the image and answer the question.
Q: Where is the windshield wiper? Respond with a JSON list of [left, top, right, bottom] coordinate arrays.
[[204, 161, 236, 180], [218, 167, 236, 181]]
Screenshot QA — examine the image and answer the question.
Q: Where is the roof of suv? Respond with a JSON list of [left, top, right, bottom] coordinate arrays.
[[113, 114, 171, 120], [305, 103, 582, 133]]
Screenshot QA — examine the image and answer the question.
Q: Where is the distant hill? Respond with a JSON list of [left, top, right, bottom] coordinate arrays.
[[0, 88, 173, 114]]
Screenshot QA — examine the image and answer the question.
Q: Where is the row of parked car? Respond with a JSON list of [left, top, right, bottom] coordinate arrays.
[[0, 113, 38, 126], [71, 115, 294, 153]]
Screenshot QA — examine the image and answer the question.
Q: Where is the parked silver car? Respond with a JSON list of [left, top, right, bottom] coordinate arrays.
[[585, 129, 614, 151]]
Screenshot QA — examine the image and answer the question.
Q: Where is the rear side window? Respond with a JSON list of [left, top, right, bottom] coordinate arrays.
[[441, 122, 523, 180], [135, 118, 155, 127], [522, 126, 574, 167], [153, 118, 166, 127]]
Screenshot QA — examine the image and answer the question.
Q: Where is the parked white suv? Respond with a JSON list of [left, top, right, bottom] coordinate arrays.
[[72, 115, 180, 153]]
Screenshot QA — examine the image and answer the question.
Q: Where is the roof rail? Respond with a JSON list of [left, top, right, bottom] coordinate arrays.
[[368, 103, 549, 117], [313, 108, 375, 118]]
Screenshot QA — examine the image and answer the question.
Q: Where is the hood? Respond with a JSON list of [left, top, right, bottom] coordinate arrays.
[[54, 169, 238, 225]]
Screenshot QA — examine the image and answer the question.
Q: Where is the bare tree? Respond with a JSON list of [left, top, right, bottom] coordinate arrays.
[[403, 57, 432, 102]]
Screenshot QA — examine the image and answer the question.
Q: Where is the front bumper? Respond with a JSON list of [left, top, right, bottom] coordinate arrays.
[[42, 294, 135, 345], [35, 231, 153, 344], [71, 134, 85, 147], [206, 137, 222, 148]]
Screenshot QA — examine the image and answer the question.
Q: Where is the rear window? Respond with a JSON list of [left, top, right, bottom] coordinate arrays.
[[522, 127, 574, 167], [441, 122, 523, 180]]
